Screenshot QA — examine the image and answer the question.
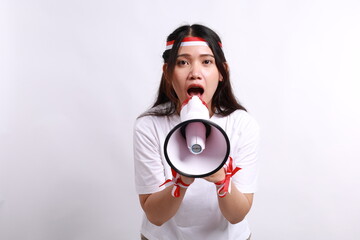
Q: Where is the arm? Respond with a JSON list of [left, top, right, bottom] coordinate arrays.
[[139, 176, 194, 226], [218, 184, 254, 224], [211, 111, 260, 223], [134, 118, 184, 226], [204, 170, 254, 224]]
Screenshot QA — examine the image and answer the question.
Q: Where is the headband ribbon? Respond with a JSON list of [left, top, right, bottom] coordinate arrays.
[[166, 37, 222, 50]]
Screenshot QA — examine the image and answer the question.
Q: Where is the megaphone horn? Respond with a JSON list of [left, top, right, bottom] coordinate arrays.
[[164, 96, 230, 178]]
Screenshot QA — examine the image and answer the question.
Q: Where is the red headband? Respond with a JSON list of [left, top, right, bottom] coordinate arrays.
[[166, 37, 222, 50]]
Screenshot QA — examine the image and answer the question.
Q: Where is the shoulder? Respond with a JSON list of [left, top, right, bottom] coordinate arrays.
[[221, 110, 260, 143], [134, 113, 161, 134], [135, 103, 168, 125], [134, 103, 178, 133], [225, 110, 259, 130]]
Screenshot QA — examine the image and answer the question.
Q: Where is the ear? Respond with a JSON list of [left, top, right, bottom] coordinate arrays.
[[223, 62, 229, 72], [219, 62, 229, 82], [163, 63, 168, 80]]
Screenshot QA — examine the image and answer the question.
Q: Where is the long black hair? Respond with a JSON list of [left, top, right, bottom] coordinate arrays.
[[147, 24, 246, 116]]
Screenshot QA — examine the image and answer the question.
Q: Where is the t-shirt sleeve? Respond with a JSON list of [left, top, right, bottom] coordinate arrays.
[[133, 117, 167, 195], [231, 114, 260, 193]]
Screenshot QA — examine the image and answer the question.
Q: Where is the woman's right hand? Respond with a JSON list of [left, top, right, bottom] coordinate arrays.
[[180, 175, 195, 185]]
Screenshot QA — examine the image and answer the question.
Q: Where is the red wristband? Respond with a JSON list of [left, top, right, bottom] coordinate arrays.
[[214, 157, 241, 198], [160, 169, 192, 198]]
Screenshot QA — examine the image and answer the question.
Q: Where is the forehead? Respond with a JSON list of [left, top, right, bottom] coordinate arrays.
[[177, 45, 214, 56]]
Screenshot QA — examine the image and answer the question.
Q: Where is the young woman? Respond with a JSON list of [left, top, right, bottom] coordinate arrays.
[[133, 24, 259, 240]]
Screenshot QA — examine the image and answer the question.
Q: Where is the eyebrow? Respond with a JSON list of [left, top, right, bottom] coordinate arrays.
[[177, 53, 215, 58]]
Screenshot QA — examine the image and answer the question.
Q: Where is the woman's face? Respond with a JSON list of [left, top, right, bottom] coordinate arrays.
[[169, 44, 222, 114]]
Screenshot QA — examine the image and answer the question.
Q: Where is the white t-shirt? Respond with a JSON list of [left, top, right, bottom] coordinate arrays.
[[133, 105, 260, 240]]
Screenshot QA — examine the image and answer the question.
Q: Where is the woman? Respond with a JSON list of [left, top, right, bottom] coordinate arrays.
[[133, 24, 259, 240]]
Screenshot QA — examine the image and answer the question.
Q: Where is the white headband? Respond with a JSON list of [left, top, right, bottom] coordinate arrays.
[[166, 37, 222, 50]]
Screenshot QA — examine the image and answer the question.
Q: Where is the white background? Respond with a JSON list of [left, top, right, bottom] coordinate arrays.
[[1, 0, 360, 239]]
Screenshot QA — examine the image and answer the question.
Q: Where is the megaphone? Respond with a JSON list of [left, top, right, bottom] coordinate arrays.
[[164, 96, 230, 178]]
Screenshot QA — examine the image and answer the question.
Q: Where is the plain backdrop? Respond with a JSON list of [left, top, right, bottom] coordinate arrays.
[[1, 0, 360, 239]]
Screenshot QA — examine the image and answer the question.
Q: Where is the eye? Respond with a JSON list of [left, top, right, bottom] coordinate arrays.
[[203, 59, 213, 65], [177, 60, 189, 66]]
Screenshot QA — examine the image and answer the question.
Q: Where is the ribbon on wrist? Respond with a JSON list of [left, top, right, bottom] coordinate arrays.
[[214, 157, 241, 198], [159, 169, 191, 198]]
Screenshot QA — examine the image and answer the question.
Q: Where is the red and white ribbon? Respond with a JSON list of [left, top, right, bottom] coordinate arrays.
[[166, 37, 208, 50], [215, 157, 241, 198], [159, 169, 191, 198], [166, 36, 222, 50]]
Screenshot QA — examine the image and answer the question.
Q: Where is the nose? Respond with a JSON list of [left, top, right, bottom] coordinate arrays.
[[189, 63, 202, 80]]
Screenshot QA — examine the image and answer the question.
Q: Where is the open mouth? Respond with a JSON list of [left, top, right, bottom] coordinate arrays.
[[187, 85, 204, 97]]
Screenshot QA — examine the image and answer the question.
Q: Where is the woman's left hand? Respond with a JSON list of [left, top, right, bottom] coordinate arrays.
[[203, 167, 226, 183]]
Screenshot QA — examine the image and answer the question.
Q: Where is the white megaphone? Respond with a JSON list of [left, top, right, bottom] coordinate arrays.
[[164, 96, 230, 178]]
